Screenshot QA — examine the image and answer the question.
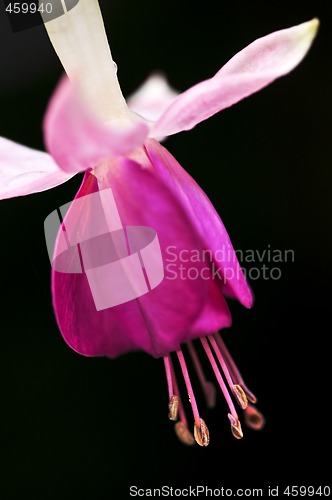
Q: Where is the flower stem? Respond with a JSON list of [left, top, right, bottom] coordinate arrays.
[[43, 0, 128, 121]]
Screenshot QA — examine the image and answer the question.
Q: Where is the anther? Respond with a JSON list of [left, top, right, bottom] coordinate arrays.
[[243, 387, 257, 404], [168, 395, 179, 421], [232, 384, 248, 410], [194, 418, 210, 446], [244, 404, 265, 430], [175, 422, 195, 446], [228, 413, 243, 439]]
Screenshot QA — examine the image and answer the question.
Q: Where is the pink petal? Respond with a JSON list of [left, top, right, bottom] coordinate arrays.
[[144, 139, 253, 308], [127, 73, 179, 122], [0, 137, 74, 200], [52, 152, 231, 359], [151, 19, 319, 138], [44, 76, 149, 174]]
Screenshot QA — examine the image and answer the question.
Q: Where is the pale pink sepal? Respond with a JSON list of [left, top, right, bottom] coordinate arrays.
[[151, 19, 319, 138], [127, 73, 179, 122], [0, 137, 74, 200]]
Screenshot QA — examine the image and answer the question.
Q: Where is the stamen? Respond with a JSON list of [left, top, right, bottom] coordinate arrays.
[[214, 333, 257, 404], [170, 358, 188, 426], [194, 418, 210, 447], [169, 354, 195, 446], [164, 355, 179, 420], [208, 335, 248, 409], [187, 341, 216, 408], [164, 354, 174, 398], [244, 405, 265, 431], [176, 348, 201, 425], [200, 337, 238, 421], [168, 395, 179, 421], [208, 335, 234, 387], [228, 413, 244, 439], [175, 422, 195, 446]]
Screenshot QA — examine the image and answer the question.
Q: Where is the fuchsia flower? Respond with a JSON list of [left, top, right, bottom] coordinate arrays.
[[0, 1, 318, 445]]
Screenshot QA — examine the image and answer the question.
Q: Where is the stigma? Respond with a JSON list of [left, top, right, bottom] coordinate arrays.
[[163, 333, 264, 446]]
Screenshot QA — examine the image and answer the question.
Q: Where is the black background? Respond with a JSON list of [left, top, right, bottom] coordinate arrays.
[[0, 1, 331, 499]]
